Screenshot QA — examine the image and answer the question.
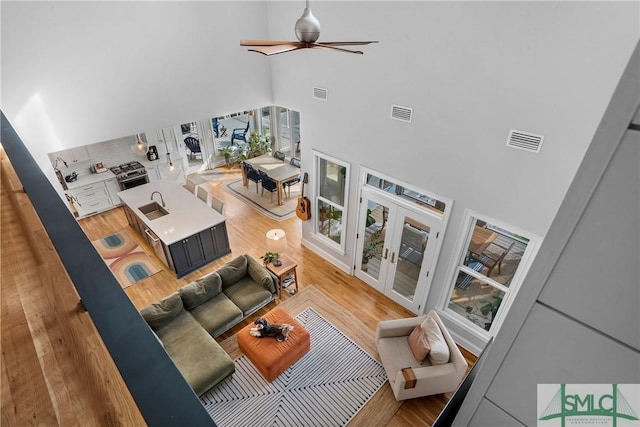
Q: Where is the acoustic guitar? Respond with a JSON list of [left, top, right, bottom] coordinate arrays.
[[296, 172, 311, 221]]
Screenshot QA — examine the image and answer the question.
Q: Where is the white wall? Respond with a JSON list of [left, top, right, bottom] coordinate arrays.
[[265, 1, 638, 328], [455, 44, 639, 425], [1, 1, 273, 188], [2, 1, 639, 347]]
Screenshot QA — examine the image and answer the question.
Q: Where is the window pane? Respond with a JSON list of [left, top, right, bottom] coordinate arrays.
[[465, 220, 528, 287], [319, 159, 346, 205], [449, 269, 505, 331], [393, 218, 431, 301], [365, 173, 446, 214], [317, 200, 342, 245], [359, 200, 387, 279]]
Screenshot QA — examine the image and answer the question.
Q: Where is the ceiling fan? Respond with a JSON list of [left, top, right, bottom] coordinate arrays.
[[240, 0, 378, 56]]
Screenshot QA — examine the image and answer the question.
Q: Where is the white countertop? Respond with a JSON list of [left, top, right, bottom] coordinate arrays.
[[117, 180, 226, 245], [65, 170, 117, 190]]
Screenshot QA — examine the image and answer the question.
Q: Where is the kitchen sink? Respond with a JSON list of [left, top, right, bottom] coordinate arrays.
[[138, 202, 169, 220]]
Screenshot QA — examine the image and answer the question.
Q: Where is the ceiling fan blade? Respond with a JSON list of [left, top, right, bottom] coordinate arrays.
[[311, 43, 366, 55], [314, 41, 379, 46], [248, 44, 305, 56], [241, 40, 300, 47]]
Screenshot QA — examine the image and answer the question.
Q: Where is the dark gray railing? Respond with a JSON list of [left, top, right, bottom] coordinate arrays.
[[1, 112, 216, 426]]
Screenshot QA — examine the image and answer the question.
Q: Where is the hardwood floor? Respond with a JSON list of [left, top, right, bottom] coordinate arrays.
[[1, 160, 475, 426]]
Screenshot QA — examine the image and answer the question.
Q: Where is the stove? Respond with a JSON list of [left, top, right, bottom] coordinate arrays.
[[110, 161, 149, 190]]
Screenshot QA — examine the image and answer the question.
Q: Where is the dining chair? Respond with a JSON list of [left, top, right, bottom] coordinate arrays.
[[259, 171, 278, 202], [243, 162, 261, 194], [209, 196, 224, 215], [282, 173, 301, 199], [281, 157, 302, 198], [184, 179, 197, 194], [196, 186, 209, 203], [273, 151, 286, 161]]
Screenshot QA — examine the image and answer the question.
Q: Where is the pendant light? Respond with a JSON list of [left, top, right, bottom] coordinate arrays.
[[161, 130, 182, 179], [131, 134, 149, 156]]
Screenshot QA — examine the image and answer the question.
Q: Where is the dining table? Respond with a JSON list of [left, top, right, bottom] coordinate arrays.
[[242, 154, 301, 206]]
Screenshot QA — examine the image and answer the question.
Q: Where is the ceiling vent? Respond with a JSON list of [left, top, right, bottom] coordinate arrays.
[[313, 87, 328, 101], [391, 105, 413, 123], [507, 129, 544, 153]]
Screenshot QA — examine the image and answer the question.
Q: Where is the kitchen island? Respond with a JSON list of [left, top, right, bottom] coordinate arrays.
[[117, 180, 230, 278]]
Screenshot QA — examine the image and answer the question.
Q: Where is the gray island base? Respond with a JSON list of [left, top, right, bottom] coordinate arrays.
[[117, 180, 230, 278]]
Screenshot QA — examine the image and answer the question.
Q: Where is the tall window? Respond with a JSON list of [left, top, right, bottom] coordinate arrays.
[[313, 152, 349, 252], [445, 212, 541, 336]]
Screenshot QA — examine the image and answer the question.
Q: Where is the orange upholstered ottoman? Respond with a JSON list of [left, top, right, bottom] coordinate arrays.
[[237, 306, 310, 382]]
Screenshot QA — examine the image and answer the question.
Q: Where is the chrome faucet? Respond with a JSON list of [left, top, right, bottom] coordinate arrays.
[[150, 191, 165, 207]]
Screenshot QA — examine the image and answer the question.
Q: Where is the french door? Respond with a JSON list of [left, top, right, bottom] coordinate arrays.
[[355, 188, 442, 313]]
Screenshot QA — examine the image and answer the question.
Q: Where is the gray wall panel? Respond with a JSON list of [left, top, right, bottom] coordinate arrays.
[[486, 304, 640, 426], [464, 398, 525, 427], [539, 130, 640, 349]]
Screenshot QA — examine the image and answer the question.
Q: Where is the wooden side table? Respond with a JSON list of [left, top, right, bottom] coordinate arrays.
[[265, 255, 298, 298]]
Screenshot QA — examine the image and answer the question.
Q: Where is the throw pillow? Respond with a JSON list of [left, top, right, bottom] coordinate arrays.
[[421, 316, 450, 365], [247, 256, 276, 293], [140, 292, 185, 330], [217, 255, 248, 287], [178, 272, 222, 310], [407, 325, 431, 363]]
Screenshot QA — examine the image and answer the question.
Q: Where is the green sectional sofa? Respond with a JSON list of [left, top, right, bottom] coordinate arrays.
[[140, 254, 278, 396]]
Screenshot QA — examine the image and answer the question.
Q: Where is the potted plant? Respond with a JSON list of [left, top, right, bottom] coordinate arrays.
[[219, 146, 235, 167], [246, 131, 271, 158], [366, 208, 376, 227], [260, 251, 280, 266], [361, 229, 384, 271]]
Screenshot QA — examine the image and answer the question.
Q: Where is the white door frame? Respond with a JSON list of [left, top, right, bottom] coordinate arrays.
[[355, 167, 453, 314]]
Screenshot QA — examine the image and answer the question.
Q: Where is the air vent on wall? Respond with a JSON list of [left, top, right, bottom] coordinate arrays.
[[506, 129, 544, 153], [313, 87, 328, 101], [391, 105, 413, 123]]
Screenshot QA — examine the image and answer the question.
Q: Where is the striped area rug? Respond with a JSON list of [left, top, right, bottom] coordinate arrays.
[[200, 307, 387, 426]]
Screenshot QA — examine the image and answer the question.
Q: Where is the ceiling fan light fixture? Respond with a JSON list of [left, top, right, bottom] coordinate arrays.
[[240, 0, 377, 56], [295, 6, 321, 43]]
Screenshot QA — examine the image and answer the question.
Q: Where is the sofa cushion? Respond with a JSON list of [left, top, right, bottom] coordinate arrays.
[[218, 255, 248, 288], [247, 255, 276, 294], [408, 325, 431, 363], [140, 292, 185, 330], [223, 277, 274, 315], [179, 272, 223, 310], [421, 316, 450, 365], [190, 293, 244, 337], [377, 336, 430, 385], [155, 310, 235, 396]]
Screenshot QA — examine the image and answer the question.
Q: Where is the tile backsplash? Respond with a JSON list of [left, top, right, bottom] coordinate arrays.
[[87, 136, 142, 169], [49, 134, 166, 177]]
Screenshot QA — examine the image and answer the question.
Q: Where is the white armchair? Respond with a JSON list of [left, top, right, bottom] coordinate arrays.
[[375, 310, 468, 401]]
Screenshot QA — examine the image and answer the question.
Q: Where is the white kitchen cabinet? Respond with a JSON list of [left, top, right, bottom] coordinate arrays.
[[146, 165, 160, 182], [146, 162, 186, 184], [51, 146, 91, 164], [69, 146, 91, 162], [66, 180, 115, 218], [104, 177, 121, 206]]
